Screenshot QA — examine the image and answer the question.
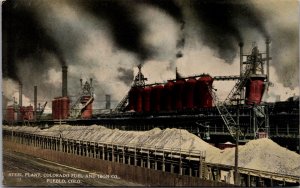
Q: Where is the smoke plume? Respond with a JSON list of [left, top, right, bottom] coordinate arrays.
[[2, 0, 299, 111]]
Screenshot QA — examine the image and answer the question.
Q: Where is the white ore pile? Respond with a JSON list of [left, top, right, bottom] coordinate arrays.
[[4, 125, 300, 177]]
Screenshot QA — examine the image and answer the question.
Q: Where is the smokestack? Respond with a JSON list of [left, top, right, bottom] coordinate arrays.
[[105, 95, 111, 110], [62, 65, 68, 97], [18, 82, 22, 121], [266, 38, 271, 82], [239, 42, 245, 103], [239, 42, 244, 76], [90, 78, 93, 86], [19, 81, 22, 107], [34, 86, 37, 121]]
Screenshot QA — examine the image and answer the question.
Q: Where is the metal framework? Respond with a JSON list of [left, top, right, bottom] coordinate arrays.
[[114, 64, 147, 112], [70, 79, 94, 118], [37, 101, 47, 120], [209, 40, 271, 140], [208, 87, 241, 139]]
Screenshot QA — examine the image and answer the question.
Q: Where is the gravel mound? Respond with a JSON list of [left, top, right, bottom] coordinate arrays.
[[4, 125, 299, 176]]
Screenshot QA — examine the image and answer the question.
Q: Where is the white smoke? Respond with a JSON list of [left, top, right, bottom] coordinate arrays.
[[264, 67, 300, 102], [2, 78, 32, 107], [135, 4, 180, 61], [3, 0, 298, 114]]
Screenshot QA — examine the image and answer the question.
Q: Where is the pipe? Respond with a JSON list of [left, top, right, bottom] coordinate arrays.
[[239, 42, 245, 102], [62, 65, 68, 97], [34, 86, 37, 121], [106, 94, 111, 110], [266, 38, 270, 82], [18, 82, 22, 121], [239, 42, 244, 76], [19, 82, 22, 108]]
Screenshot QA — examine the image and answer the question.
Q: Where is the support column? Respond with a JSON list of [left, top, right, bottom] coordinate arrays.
[[102, 146, 105, 160], [199, 159, 202, 178], [79, 143, 82, 156], [147, 152, 150, 169], [112, 145, 115, 162], [134, 149, 137, 166], [270, 176, 273, 187], [195, 170, 198, 178], [50, 138, 53, 150], [46, 138, 48, 149], [162, 153, 165, 172], [85, 144, 88, 156], [59, 137, 62, 152], [41, 137, 43, 148], [128, 156, 131, 165], [107, 146, 110, 161], [247, 173, 251, 187], [141, 158, 143, 167], [122, 148, 125, 164], [116, 146, 119, 163], [179, 157, 183, 175], [74, 142, 76, 155]]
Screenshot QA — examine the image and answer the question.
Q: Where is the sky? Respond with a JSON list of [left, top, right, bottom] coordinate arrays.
[[2, 0, 299, 113]]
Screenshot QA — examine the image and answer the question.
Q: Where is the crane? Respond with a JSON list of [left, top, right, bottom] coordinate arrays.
[[37, 101, 47, 120]]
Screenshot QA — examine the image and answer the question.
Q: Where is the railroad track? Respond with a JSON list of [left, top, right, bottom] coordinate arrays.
[[3, 150, 140, 186]]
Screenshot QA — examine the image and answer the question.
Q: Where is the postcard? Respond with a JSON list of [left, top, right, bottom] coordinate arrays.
[[2, 0, 299, 187]]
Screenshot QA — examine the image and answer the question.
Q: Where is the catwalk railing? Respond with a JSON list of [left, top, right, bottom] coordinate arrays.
[[3, 128, 206, 178], [3, 128, 299, 186]]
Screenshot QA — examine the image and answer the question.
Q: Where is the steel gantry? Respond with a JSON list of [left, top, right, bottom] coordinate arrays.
[[114, 64, 147, 112]]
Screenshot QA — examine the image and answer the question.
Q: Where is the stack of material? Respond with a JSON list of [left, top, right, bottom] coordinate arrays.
[[4, 125, 300, 176], [214, 138, 300, 176]]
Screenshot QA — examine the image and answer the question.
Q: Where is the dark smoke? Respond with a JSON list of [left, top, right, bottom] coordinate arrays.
[[75, 0, 152, 61], [2, 0, 65, 82], [2, 0, 297, 107], [117, 67, 134, 85], [191, 0, 268, 62]]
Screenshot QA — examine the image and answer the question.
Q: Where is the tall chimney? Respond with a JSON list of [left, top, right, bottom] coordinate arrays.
[[266, 38, 271, 82], [239, 42, 245, 103], [34, 86, 37, 121], [106, 95, 111, 110], [62, 65, 68, 97], [18, 82, 22, 121], [19, 81, 22, 107], [239, 42, 244, 76]]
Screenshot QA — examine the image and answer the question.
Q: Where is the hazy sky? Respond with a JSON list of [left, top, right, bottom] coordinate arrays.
[[2, 0, 299, 112]]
